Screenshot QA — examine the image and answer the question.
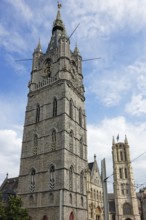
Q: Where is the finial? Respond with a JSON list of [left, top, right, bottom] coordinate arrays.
[[74, 42, 80, 55], [34, 38, 42, 53], [6, 173, 8, 179], [125, 135, 128, 144], [94, 154, 96, 161], [58, 1, 62, 9], [116, 134, 119, 142], [112, 136, 115, 145]]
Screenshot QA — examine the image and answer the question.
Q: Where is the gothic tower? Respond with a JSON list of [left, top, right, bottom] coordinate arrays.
[[18, 4, 88, 220], [112, 136, 140, 220]]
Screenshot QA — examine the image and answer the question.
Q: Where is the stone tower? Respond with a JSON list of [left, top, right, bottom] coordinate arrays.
[[112, 136, 140, 220], [18, 4, 88, 220]]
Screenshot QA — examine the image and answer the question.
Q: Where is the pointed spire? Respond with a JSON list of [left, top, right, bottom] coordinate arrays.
[[52, 2, 65, 34], [74, 43, 80, 56], [34, 39, 42, 53], [112, 136, 115, 145], [56, 2, 62, 20], [124, 135, 128, 144], [94, 154, 96, 161]]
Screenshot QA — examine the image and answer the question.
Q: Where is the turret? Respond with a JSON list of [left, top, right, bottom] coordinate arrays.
[[32, 39, 43, 71], [73, 43, 82, 75]]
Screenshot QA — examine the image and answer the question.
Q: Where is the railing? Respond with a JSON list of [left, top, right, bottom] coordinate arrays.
[[35, 76, 59, 90]]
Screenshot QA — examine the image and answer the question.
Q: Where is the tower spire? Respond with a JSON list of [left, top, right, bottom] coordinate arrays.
[[34, 38, 42, 53], [124, 135, 128, 144]]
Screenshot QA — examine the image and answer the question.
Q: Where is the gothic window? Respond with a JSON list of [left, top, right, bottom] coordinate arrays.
[[42, 216, 48, 220], [33, 134, 38, 155], [117, 150, 119, 161], [30, 168, 36, 192], [79, 108, 82, 127], [53, 98, 57, 117], [124, 149, 127, 161], [123, 203, 132, 215], [49, 192, 54, 203], [120, 151, 123, 161], [69, 212, 74, 220], [91, 188, 93, 199], [91, 207, 93, 218], [69, 166, 73, 191], [80, 138, 83, 158], [69, 99, 73, 119], [80, 171, 84, 194], [99, 191, 102, 201], [121, 183, 124, 195], [94, 189, 96, 199], [50, 165, 55, 190], [69, 130, 73, 152], [126, 183, 129, 195], [36, 104, 40, 123], [51, 129, 56, 150], [125, 168, 128, 178], [81, 196, 83, 206], [119, 168, 123, 179], [97, 190, 99, 200], [69, 193, 72, 204]]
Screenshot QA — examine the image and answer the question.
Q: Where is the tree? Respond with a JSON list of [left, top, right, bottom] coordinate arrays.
[[0, 194, 30, 220]]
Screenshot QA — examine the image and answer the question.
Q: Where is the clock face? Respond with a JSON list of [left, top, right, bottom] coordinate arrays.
[[42, 58, 52, 77]]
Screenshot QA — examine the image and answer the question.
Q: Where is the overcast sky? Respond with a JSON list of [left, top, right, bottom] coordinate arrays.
[[0, 0, 146, 192]]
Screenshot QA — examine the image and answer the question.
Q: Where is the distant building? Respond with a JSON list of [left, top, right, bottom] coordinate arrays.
[[0, 4, 141, 220]]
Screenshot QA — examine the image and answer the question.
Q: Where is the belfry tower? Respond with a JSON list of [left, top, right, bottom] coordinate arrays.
[[18, 4, 88, 220], [112, 136, 140, 220]]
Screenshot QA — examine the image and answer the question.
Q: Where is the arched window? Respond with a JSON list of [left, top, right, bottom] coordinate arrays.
[[30, 168, 36, 192], [42, 215, 48, 220], [36, 104, 40, 123], [69, 130, 73, 152], [80, 171, 84, 194], [94, 189, 96, 199], [120, 151, 123, 161], [49, 192, 54, 203], [69, 99, 73, 119], [81, 196, 83, 206], [79, 108, 82, 126], [50, 165, 55, 190], [69, 193, 72, 204], [69, 212, 74, 220], [80, 138, 83, 158], [69, 166, 73, 190], [53, 98, 57, 117], [51, 129, 56, 150], [99, 191, 101, 201], [91, 188, 93, 199], [97, 190, 99, 200], [33, 134, 38, 155], [121, 183, 124, 195], [125, 168, 128, 178], [119, 168, 123, 179], [123, 203, 132, 215]]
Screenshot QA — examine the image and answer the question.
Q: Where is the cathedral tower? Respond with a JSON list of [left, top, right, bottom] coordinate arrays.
[[112, 136, 140, 220], [18, 4, 88, 220]]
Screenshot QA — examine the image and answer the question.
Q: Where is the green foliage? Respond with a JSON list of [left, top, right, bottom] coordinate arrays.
[[0, 194, 30, 220]]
